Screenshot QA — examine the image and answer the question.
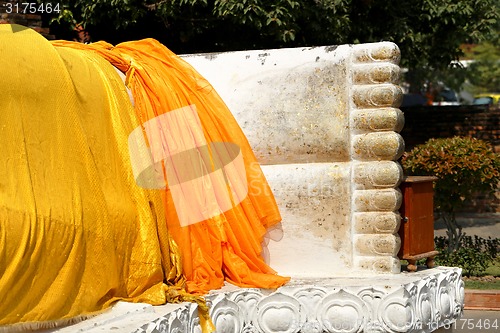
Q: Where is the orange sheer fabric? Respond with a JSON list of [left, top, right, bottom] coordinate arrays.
[[51, 39, 290, 295]]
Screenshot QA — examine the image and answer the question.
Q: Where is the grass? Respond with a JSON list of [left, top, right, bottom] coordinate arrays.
[[484, 261, 500, 277], [464, 280, 500, 290], [463, 260, 500, 290]]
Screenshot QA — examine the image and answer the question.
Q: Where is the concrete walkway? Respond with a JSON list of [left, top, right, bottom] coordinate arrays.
[[451, 310, 499, 332], [434, 213, 500, 239]]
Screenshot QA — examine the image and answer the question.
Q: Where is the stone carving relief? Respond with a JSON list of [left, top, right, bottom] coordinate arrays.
[[349, 42, 404, 274], [135, 268, 463, 333]]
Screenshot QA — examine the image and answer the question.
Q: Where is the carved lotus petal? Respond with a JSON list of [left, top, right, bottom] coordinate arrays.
[[417, 285, 435, 327], [230, 290, 263, 323], [378, 289, 414, 333], [293, 287, 327, 318], [210, 297, 242, 333], [319, 289, 368, 333], [169, 317, 187, 333], [255, 292, 304, 333]]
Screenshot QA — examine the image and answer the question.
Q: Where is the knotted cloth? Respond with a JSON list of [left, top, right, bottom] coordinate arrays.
[[0, 24, 288, 332]]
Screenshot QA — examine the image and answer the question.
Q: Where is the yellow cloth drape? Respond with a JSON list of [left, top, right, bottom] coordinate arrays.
[[0, 24, 288, 331], [0, 24, 196, 331]]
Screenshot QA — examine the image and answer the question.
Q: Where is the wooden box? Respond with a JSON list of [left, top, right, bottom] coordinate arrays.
[[398, 176, 439, 272]]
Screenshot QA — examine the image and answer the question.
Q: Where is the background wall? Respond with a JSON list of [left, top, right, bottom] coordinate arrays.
[[401, 105, 500, 153]]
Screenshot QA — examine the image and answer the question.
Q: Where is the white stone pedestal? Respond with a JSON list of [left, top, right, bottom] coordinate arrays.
[[140, 267, 464, 333], [41, 267, 463, 333]]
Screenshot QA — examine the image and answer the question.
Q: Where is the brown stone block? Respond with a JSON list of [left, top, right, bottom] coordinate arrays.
[[464, 290, 500, 310], [28, 20, 42, 27]]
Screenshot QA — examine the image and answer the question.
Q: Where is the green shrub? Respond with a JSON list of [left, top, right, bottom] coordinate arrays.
[[401, 136, 500, 251], [434, 235, 500, 276]]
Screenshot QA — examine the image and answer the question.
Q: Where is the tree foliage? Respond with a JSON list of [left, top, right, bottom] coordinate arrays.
[[47, 0, 498, 88], [465, 43, 500, 94]]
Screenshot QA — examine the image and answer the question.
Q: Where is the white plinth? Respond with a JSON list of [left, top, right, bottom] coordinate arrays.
[[42, 267, 463, 333]]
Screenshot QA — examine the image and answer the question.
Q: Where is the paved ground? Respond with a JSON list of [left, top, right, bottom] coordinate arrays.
[[450, 310, 500, 332], [434, 213, 500, 239]]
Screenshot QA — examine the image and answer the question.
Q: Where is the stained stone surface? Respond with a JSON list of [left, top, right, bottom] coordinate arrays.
[[188, 47, 352, 165], [183, 42, 404, 275], [262, 163, 352, 275]]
